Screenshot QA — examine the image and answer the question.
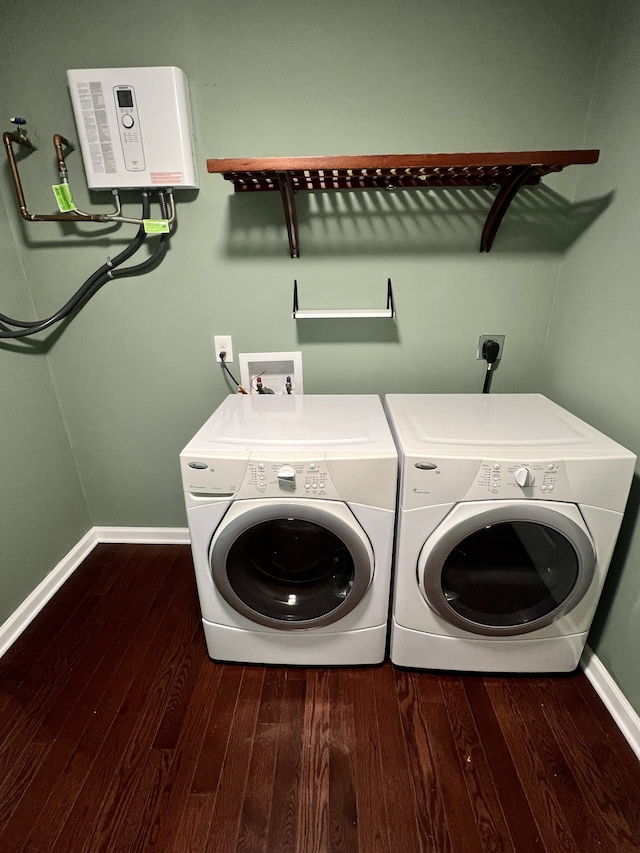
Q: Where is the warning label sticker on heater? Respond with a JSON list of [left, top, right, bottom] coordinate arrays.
[[150, 172, 184, 185], [76, 81, 117, 175]]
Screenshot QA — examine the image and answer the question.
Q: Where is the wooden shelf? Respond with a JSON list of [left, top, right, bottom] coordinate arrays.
[[207, 150, 599, 257]]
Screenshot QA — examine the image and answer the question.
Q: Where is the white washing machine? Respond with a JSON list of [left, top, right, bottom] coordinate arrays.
[[384, 393, 636, 673], [180, 394, 397, 666]]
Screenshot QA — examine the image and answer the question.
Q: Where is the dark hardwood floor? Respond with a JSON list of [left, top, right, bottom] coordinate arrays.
[[1, 543, 639, 852]]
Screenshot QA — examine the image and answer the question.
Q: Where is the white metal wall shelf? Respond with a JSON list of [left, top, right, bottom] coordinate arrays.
[[206, 150, 600, 258], [292, 279, 394, 319]]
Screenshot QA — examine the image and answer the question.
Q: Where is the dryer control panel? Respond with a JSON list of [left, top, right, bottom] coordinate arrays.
[[471, 460, 569, 498], [402, 456, 576, 509]]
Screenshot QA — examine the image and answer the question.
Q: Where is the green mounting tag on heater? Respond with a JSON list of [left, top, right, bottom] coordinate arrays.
[[52, 183, 76, 212], [143, 219, 170, 234]]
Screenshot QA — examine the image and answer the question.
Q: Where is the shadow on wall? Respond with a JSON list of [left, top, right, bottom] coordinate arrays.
[[221, 184, 613, 257], [294, 316, 399, 345], [587, 471, 640, 650]]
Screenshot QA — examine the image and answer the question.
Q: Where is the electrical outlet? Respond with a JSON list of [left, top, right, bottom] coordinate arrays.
[[214, 335, 233, 363], [477, 335, 505, 360]]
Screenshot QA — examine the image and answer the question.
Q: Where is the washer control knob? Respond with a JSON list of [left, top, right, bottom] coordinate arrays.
[[277, 465, 296, 490], [515, 466, 533, 487]]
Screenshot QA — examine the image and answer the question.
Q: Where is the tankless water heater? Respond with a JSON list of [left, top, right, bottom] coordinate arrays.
[[66, 66, 198, 190]]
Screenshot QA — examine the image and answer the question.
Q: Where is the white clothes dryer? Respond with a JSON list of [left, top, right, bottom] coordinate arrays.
[[180, 394, 397, 666], [384, 394, 636, 673]]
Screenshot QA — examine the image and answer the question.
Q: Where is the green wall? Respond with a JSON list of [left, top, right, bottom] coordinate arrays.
[[0, 167, 91, 624], [6, 0, 639, 719], [1, 0, 601, 526], [538, 0, 640, 713]]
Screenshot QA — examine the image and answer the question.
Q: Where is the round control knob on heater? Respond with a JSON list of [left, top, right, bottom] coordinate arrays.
[[515, 466, 533, 487], [277, 465, 296, 490]]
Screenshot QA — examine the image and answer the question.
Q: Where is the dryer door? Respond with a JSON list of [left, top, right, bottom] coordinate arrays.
[[209, 499, 374, 629], [418, 501, 596, 636]]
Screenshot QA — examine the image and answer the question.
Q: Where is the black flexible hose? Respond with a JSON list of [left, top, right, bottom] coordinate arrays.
[[62, 192, 171, 323], [0, 194, 151, 330], [110, 191, 170, 280], [0, 192, 166, 339], [54, 191, 171, 317], [0, 214, 149, 337]]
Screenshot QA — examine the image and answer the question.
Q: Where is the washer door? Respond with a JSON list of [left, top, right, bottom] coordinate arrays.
[[209, 499, 374, 629], [418, 501, 596, 636]]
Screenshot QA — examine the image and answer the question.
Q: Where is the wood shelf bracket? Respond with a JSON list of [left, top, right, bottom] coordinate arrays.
[[277, 171, 300, 259], [480, 164, 539, 252]]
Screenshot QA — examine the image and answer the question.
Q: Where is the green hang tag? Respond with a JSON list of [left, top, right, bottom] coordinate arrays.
[[143, 219, 170, 234], [52, 183, 76, 212]]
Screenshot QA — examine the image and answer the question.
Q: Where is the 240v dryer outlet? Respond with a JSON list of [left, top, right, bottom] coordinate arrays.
[[477, 335, 505, 360]]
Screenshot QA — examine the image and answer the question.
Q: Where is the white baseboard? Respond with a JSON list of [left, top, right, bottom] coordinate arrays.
[[92, 526, 190, 545], [0, 528, 100, 659], [2, 529, 639, 764], [580, 644, 640, 760], [0, 526, 190, 660]]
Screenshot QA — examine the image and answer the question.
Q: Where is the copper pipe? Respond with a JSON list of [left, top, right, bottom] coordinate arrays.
[[3, 132, 30, 219], [3, 131, 104, 222], [52, 133, 72, 180]]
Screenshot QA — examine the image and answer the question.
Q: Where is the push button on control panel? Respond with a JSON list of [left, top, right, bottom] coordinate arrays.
[[304, 462, 328, 496], [478, 462, 502, 492]]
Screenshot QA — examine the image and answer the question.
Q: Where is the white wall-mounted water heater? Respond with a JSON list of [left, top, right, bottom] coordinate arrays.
[[66, 66, 198, 190]]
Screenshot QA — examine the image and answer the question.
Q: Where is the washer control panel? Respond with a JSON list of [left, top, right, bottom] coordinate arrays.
[[239, 459, 340, 500]]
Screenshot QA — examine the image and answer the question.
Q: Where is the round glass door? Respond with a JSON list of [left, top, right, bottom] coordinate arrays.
[[210, 501, 373, 629], [420, 503, 596, 636]]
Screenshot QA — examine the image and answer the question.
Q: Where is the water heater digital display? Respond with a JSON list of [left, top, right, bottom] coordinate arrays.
[[66, 66, 198, 190]]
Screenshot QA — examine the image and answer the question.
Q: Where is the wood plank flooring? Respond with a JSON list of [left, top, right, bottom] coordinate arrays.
[[1, 543, 639, 852]]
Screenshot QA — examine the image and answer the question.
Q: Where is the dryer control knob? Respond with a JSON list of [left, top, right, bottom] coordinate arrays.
[[277, 465, 296, 490], [515, 466, 533, 487]]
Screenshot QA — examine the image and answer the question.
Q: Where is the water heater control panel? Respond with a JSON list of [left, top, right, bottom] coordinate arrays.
[[67, 66, 198, 190]]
